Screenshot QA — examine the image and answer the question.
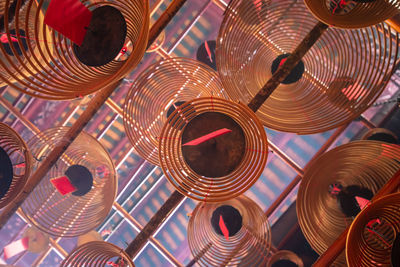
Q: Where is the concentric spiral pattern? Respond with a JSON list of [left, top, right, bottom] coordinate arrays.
[[21, 127, 116, 237], [61, 241, 134, 267], [297, 141, 400, 265], [187, 195, 271, 266], [123, 57, 228, 166], [217, 0, 399, 134], [346, 192, 400, 267], [159, 97, 268, 202], [0, 0, 149, 99], [304, 0, 400, 29], [0, 122, 31, 208]]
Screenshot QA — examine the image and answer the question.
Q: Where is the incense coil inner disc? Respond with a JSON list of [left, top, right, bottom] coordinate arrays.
[[0, 122, 32, 208], [123, 57, 228, 166], [158, 97, 268, 202], [187, 195, 271, 266], [304, 0, 400, 29], [21, 127, 116, 237], [296, 141, 400, 265], [0, 0, 149, 99], [61, 241, 135, 267], [217, 0, 399, 134], [346, 192, 400, 267]]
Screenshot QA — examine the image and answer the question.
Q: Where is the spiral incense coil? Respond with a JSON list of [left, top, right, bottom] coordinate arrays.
[[297, 141, 400, 266], [217, 0, 399, 134], [0, 122, 32, 208], [187, 195, 271, 266], [0, 0, 149, 100], [61, 241, 134, 267], [123, 57, 228, 166], [304, 0, 400, 29], [346, 192, 400, 267], [267, 250, 304, 267], [158, 97, 268, 202], [21, 127, 116, 237]]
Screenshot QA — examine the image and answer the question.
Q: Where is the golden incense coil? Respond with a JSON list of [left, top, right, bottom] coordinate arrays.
[[0, 0, 149, 99], [297, 140, 400, 265], [187, 195, 271, 266], [159, 97, 268, 202], [21, 127, 116, 237], [346, 192, 400, 267], [217, 0, 399, 134]]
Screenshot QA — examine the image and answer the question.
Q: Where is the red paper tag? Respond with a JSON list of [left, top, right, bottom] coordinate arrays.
[[0, 34, 18, 44], [3, 237, 29, 260], [50, 176, 77, 195], [183, 128, 232, 146], [219, 215, 230, 241], [331, 185, 341, 195], [15, 163, 26, 168], [278, 58, 287, 68], [355, 196, 370, 210], [205, 41, 213, 63], [44, 0, 92, 46]]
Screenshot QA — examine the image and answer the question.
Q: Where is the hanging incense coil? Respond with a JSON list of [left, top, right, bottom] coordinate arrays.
[[21, 127, 116, 237], [304, 0, 400, 29], [297, 141, 400, 265], [123, 57, 228, 166], [158, 97, 268, 202], [346, 192, 400, 267], [0, 0, 149, 99], [267, 250, 304, 267], [187, 195, 271, 266], [61, 241, 134, 267], [217, 0, 399, 134], [0, 122, 32, 208]]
